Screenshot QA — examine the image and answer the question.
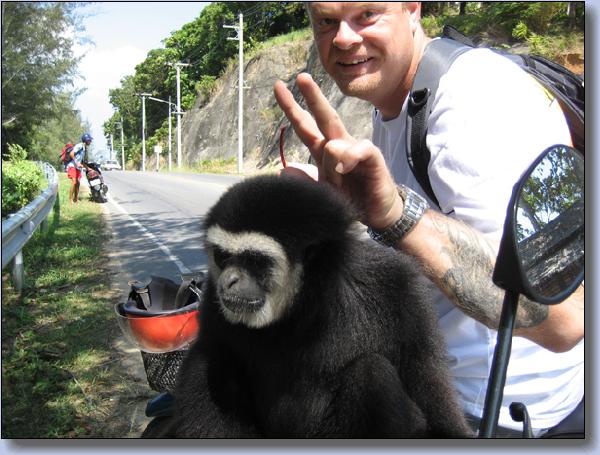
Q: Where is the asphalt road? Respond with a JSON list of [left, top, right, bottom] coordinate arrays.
[[101, 170, 243, 293]]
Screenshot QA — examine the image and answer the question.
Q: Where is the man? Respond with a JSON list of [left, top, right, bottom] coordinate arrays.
[[67, 133, 92, 203], [274, 2, 583, 436]]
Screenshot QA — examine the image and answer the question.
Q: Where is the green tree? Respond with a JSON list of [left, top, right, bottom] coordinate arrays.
[[27, 92, 89, 166], [104, 75, 142, 166], [1, 2, 84, 157]]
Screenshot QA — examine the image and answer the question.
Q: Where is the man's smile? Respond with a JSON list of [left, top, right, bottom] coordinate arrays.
[[338, 57, 372, 66]]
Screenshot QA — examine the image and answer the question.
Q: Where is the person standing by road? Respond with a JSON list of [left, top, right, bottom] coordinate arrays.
[[274, 2, 583, 436], [67, 133, 92, 203]]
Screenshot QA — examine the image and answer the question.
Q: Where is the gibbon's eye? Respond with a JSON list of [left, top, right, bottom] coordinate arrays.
[[213, 246, 232, 269], [241, 251, 273, 274]]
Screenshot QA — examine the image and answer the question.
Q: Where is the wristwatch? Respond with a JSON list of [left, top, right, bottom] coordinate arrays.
[[367, 184, 429, 247]]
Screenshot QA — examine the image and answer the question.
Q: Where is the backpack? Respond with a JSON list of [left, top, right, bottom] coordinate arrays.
[[60, 142, 74, 164], [407, 25, 585, 210]]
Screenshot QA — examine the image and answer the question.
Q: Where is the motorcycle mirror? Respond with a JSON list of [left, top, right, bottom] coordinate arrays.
[[493, 144, 584, 303], [480, 144, 584, 438]]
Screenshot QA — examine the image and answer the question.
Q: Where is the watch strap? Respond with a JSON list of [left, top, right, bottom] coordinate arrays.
[[367, 185, 429, 247]]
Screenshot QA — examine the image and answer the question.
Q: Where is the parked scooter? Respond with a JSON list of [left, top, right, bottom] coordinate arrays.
[[84, 162, 108, 203], [480, 143, 584, 438]]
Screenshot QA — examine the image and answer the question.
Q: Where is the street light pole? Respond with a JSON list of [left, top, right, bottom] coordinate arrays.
[[147, 95, 176, 171]]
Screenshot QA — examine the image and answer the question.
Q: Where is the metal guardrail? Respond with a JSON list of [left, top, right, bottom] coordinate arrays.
[[1, 162, 59, 291]]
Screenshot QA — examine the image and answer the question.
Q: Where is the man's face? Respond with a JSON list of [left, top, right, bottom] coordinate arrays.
[[308, 2, 419, 107]]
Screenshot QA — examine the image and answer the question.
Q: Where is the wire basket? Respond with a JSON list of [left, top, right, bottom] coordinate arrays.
[[141, 349, 187, 393]]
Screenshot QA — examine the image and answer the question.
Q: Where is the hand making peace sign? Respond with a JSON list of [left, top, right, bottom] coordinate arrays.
[[273, 72, 403, 231]]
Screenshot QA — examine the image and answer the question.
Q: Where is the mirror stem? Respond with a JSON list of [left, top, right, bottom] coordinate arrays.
[[479, 289, 519, 438]]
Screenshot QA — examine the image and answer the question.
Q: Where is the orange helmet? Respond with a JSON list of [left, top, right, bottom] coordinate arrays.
[[115, 275, 203, 353]]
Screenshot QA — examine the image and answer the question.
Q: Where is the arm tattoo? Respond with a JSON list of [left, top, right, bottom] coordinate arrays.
[[430, 212, 548, 330]]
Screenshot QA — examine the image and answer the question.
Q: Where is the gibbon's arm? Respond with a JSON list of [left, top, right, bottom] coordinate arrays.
[[330, 353, 427, 437], [171, 343, 262, 438], [399, 209, 584, 354]]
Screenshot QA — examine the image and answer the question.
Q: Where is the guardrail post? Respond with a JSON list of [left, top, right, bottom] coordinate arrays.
[[11, 250, 24, 292], [54, 191, 60, 225]]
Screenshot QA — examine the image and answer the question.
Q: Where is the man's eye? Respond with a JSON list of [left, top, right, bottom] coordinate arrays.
[[361, 11, 378, 22], [317, 17, 337, 29]]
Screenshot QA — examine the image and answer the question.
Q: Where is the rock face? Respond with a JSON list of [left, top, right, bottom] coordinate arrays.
[[180, 37, 373, 169]]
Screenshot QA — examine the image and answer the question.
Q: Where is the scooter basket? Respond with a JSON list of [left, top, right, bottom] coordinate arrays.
[[116, 273, 205, 393], [141, 350, 187, 393]]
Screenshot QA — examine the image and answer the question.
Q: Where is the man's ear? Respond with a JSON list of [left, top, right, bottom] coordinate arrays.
[[404, 2, 422, 34]]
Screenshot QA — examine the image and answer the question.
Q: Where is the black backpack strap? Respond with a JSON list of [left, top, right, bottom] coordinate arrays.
[[441, 24, 477, 47], [406, 33, 472, 211]]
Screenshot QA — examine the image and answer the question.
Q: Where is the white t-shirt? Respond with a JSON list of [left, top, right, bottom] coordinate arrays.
[[66, 142, 87, 169], [372, 47, 583, 432]]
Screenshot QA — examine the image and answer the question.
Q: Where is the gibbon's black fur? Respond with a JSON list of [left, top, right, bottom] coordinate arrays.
[[143, 175, 471, 438]]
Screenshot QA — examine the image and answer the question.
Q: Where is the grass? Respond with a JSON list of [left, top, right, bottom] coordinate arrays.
[[174, 157, 238, 174], [246, 27, 312, 61], [1, 173, 147, 438]]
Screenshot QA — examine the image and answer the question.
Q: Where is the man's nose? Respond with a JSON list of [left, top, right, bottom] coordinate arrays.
[[333, 21, 362, 50]]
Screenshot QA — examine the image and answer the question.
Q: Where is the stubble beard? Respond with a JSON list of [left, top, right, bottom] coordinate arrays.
[[333, 72, 382, 103]]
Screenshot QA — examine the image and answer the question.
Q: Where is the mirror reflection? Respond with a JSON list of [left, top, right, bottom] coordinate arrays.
[[515, 145, 584, 300]]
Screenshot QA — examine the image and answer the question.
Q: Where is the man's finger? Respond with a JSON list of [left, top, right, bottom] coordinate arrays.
[[278, 162, 319, 181], [274, 80, 325, 161], [296, 73, 350, 141]]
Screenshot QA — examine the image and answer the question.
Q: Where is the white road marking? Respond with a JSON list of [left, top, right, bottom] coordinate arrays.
[[106, 193, 191, 275]]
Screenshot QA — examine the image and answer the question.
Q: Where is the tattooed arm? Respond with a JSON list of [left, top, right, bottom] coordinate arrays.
[[399, 209, 584, 353]]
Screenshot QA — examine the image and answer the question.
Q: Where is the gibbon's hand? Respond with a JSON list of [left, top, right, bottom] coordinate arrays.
[[274, 73, 402, 230]]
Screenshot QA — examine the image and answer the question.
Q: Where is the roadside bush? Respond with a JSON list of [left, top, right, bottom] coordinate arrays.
[[1, 144, 47, 217]]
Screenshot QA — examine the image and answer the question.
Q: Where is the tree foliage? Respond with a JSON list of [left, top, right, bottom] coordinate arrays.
[[518, 147, 584, 240], [421, 1, 584, 41], [1, 2, 87, 159]]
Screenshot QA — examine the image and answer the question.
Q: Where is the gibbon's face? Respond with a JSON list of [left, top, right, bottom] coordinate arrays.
[[202, 175, 356, 328], [206, 225, 303, 329]]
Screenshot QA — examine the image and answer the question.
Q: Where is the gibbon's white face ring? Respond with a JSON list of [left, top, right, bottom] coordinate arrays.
[[206, 225, 303, 329]]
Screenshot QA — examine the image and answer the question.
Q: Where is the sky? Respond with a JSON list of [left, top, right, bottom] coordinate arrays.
[[72, 1, 210, 158]]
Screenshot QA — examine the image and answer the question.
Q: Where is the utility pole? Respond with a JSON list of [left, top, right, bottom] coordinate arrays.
[[224, 13, 244, 174], [136, 92, 152, 172], [169, 62, 189, 169], [168, 96, 172, 171], [120, 116, 125, 170], [110, 134, 114, 161]]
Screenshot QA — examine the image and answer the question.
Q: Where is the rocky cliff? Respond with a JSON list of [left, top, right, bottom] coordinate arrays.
[[180, 37, 373, 170]]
